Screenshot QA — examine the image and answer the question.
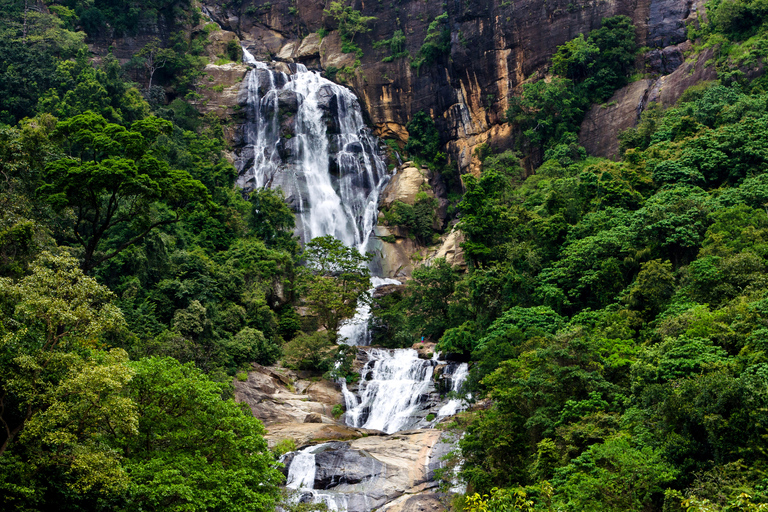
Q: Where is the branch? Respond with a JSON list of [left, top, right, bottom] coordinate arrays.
[[86, 212, 180, 272]]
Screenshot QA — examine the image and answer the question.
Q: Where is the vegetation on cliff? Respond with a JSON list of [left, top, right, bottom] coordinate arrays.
[[373, 9, 768, 512], [3, 0, 768, 511]]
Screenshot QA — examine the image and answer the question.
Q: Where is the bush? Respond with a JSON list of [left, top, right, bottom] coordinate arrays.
[[332, 404, 344, 419], [226, 39, 242, 61], [405, 111, 441, 164], [411, 13, 450, 71], [282, 331, 336, 372], [226, 327, 281, 367], [273, 438, 297, 457]]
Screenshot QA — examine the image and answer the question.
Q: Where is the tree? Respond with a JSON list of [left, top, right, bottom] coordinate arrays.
[[249, 188, 298, 254], [282, 331, 336, 371], [405, 111, 442, 164], [405, 259, 465, 340], [300, 235, 371, 340], [117, 357, 283, 512], [323, 1, 376, 43], [0, 253, 136, 508], [0, 252, 127, 458], [552, 434, 677, 511], [133, 37, 173, 91], [38, 112, 210, 272]]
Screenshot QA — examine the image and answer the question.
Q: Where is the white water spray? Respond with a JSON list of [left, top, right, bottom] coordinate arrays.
[[342, 349, 436, 433], [239, 53, 389, 254]]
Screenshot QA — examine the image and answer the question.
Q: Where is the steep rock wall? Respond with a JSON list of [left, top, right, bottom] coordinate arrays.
[[201, 0, 695, 171]]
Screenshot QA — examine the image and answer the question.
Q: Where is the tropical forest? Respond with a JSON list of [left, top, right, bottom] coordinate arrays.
[[2, 0, 768, 511]]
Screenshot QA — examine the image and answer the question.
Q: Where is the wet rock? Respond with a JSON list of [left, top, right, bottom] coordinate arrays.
[[345, 141, 364, 153], [316, 85, 338, 112], [647, 0, 693, 48], [313, 447, 385, 488], [277, 137, 300, 160], [277, 89, 300, 112], [646, 42, 691, 75], [280, 115, 296, 138]]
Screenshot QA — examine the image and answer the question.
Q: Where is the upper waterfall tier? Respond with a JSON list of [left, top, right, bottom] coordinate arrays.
[[238, 49, 390, 254]]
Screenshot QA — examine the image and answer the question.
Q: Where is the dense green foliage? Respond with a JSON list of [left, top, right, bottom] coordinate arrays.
[[324, 1, 376, 58], [6, 0, 768, 510], [507, 15, 637, 150], [0, 4, 299, 509], [411, 13, 451, 71], [372, 9, 768, 512]]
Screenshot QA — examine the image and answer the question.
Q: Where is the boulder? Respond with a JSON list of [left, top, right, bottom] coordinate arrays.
[[276, 41, 298, 61], [381, 165, 429, 208], [277, 89, 300, 112], [304, 412, 322, 423], [423, 228, 466, 270], [313, 447, 385, 488], [296, 33, 322, 59]]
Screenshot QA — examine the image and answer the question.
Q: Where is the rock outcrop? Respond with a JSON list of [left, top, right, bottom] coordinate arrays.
[[580, 47, 718, 158], [234, 363, 343, 425], [199, 0, 702, 172], [282, 429, 454, 511], [381, 164, 432, 209]]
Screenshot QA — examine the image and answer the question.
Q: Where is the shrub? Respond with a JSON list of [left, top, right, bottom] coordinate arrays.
[[273, 438, 297, 457]]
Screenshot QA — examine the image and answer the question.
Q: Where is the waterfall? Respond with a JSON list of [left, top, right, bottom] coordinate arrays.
[[285, 445, 318, 490], [239, 51, 390, 254], [342, 349, 436, 434], [437, 362, 470, 418], [239, 50, 468, 510], [338, 277, 401, 346]]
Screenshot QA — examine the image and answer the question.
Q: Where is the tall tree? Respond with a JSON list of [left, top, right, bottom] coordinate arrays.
[[39, 112, 209, 272], [300, 235, 370, 340]]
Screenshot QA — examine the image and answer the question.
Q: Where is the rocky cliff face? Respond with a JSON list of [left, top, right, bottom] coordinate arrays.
[[199, 0, 700, 172]]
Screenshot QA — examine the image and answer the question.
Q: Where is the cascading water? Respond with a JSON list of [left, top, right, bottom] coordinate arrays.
[[239, 48, 468, 510], [285, 445, 318, 490], [437, 362, 470, 418], [342, 349, 436, 434], [239, 48, 389, 254], [338, 277, 401, 346]]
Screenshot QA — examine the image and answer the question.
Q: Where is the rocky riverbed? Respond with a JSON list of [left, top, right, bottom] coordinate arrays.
[[235, 346, 467, 512]]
